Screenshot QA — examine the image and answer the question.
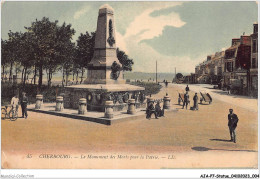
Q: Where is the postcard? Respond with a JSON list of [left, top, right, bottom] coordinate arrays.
[[1, 1, 258, 178]]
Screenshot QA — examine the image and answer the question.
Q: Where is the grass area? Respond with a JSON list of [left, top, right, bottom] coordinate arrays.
[[129, 81, 162, 95], [1, 82, 63, 106]]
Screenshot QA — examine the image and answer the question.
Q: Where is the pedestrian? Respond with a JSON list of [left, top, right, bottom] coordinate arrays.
[[146, 101, 158, 119], [155, 101, 164, 117], [182, 91, 189, 109], [165, 80, 168, 88], [11, 94, 19, 116], [228, 109, 239, 143], [193, 93, 199, 110], [21, 92, 28, 119], [185, 85, 190, 92], [227, 85, 231, 95]]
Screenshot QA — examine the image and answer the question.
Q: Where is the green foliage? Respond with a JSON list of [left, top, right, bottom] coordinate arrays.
[[1, 17, 134, 88], [24, 17, 76, 87], [130, 81, 162, 95], [75, 32, 95, 68], [117, 48, 134, 71], [176, 73, 183, 79], [1, 83, 62, 106]]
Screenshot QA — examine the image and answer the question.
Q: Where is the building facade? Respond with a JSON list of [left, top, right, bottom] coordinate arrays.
[[249, 23, 258, 97], [193, 23, 257, 96]]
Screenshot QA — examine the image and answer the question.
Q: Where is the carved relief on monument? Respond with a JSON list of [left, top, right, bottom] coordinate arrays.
[[86, 92, 93, 103], [107, 19, 115, 47], [123, 92, 130, 103], [110, 61, 121, 80], [117, 93, 124, 104], [95, 93, 103, 104]]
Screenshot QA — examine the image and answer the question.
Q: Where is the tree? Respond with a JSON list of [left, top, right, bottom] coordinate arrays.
[[176, 73, 183, 79], [1, 39, 8, 80], [25, 17, 58, 88], [5, 31, 24, 82], [19, 32, 36, 86], [25, 17, 76, 87], [116, 48, 134, 71], [75, 31, 95, 84]]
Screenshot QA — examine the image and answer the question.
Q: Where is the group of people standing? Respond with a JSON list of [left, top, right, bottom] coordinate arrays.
[[10, 92, 29, 119], [182, 85, 199, 110], [146, 100, 164, 119], [182, 85, 239, 143]]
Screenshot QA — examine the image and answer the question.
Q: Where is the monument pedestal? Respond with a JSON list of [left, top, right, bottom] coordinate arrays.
[[64, 84, 145, 112]]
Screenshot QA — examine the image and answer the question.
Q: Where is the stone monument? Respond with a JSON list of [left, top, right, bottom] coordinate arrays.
[[85, 4, 124, 84], [64, 4, 145, 112]]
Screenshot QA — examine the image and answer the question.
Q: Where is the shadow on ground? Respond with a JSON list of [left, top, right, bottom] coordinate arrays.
[[210, 138, 231, 142]]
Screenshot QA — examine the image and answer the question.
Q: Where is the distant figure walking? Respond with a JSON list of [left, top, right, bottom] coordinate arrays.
[[185, 85, 190, 92], [21, 92, 28, 119], [228, 109, 239, 143], [193, 93, 199, 110], [146, 101, 158, 119], [155, 101, 164, 117], [227, 85, 231, 95], [182, 91, 189, 110], [165, 80, 168, 88]]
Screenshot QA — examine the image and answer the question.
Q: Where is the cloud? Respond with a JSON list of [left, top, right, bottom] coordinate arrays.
[[74, 6, 90, 20], [124, 3, 185, 43], [116, 2, 200, 73], [124, 35, 204, 73]]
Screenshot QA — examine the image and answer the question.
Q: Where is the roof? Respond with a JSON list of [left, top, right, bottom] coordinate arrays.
[[226, 44, 239, 51]]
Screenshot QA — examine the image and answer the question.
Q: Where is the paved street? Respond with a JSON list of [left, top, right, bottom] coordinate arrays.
[[174, 83, 258, 112], [1, 83, 258, 169]]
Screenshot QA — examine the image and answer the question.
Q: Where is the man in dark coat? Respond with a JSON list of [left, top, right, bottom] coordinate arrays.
[[228, 109, 239, 143], [193, 93, 199, 110], [155, 101, 164, 117], [182, 91, 189, 109], [165, 80, 168, 88], [185, 85, 190, 92], [146, 101, 158, 119], [21, 92, 28, 119]]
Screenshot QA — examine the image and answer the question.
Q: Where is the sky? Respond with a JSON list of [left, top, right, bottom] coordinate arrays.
[[1, 1, 258, 74]]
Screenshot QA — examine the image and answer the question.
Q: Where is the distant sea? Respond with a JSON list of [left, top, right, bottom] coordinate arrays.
[[123, 71, 176, 82], [12, 71, 189, 83]]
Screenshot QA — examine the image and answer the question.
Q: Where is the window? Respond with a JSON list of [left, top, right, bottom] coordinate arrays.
[[217, 67, 222, 76], [226, 62, 233, 72], [252, 58, 257, 68], [253, 40, 257, 53], [254, 25, 258, 34]]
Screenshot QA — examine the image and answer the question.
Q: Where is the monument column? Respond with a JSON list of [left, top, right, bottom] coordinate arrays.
[[85, 4, 124, 84]]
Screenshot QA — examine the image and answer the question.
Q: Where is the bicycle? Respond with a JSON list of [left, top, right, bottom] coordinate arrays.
[[1, 105, 18, 121]]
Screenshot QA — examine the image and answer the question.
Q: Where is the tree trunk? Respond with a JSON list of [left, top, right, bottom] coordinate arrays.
[[72, 71, 75, 84], [65, 69, 68, 86], [38, 64, 43, 88], [76, 71, 79, 84], [33, 65, 37, 85], [80, 67, 84, 84], [46, 69, 49, 87], [49, 72, 52, 87], [15, 67, 18, 77], [21, 68, 25, 84], [65, 69, 69, 86], [62, 66, 64, 87], [2, 65, 5, 80], [23, 67, 27, 87], [47, 69, 52, 88], [9, 62, 13, 82]]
